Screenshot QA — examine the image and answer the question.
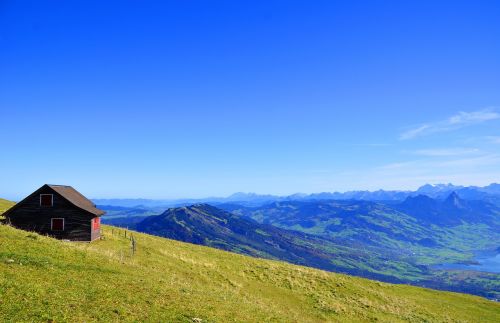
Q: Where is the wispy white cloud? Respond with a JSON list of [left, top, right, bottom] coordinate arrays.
[[378, 160, 422, 170], [448, 110, 500, 125], [400, 108, 500, 140], [433, 154, 500, 168], [399, 125, 431, 140], [364, 153, 500, 189], [410, 148, 480, 157], [485, 136, 500, 144], [345, 143, 392, 148], [323, 154, 500, 191]]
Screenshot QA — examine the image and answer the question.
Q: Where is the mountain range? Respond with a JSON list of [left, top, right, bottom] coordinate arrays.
[[93, 183, 500, 208]]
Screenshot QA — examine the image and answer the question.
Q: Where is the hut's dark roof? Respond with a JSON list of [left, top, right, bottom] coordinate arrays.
[[48, 185, 105, 216]]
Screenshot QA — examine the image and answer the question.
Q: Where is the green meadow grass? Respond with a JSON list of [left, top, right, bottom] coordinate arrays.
[[0, 198, 15, 216], [0, 223, 499, 322]]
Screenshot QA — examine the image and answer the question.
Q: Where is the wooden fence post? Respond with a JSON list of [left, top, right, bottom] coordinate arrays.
[[131, 236, 136, 256]]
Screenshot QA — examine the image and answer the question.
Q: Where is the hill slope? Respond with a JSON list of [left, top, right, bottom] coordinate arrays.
[[1, 224, 499, 322], [0, 198, 15, 215]]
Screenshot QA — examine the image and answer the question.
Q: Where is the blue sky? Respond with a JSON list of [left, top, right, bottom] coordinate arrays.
[[1, 1, 500, 199]]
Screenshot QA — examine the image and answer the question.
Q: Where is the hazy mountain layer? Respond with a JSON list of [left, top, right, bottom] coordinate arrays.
[[93, 183, 500, 208]]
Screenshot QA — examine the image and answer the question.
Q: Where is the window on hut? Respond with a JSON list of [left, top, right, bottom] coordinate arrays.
[[51, 218, 64, 231], [40, 194, 53, 207]]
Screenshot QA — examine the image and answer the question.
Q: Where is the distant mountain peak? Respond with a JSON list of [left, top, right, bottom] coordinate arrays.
[[226, 192, 277, 202], [417, 183, 463, 193], [443, 191, 467, 209], [403, 194, 436, 203], [418, 184, 434, 190], [483, 183, 500, 193], [228, 192, 257, 198]]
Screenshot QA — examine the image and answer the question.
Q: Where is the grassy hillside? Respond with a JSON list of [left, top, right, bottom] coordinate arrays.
[[0, 198, 15, 215], [0, 225, 499, 322]]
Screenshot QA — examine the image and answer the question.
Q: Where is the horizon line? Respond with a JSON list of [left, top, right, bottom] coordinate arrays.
[[88, 182, 498, 201]]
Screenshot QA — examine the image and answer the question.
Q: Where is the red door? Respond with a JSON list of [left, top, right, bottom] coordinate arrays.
[[93, 217, 100, 230]]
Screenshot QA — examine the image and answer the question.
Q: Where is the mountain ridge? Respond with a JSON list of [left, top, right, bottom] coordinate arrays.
[[134, 203, 417, 283], [93, 183, 500, 208]]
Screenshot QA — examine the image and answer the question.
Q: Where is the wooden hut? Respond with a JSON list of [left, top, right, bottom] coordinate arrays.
[[3, 184, 105, 241]]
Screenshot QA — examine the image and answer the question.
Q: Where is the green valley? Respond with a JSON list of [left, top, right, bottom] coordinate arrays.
[[220, 198, 500, 299]]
